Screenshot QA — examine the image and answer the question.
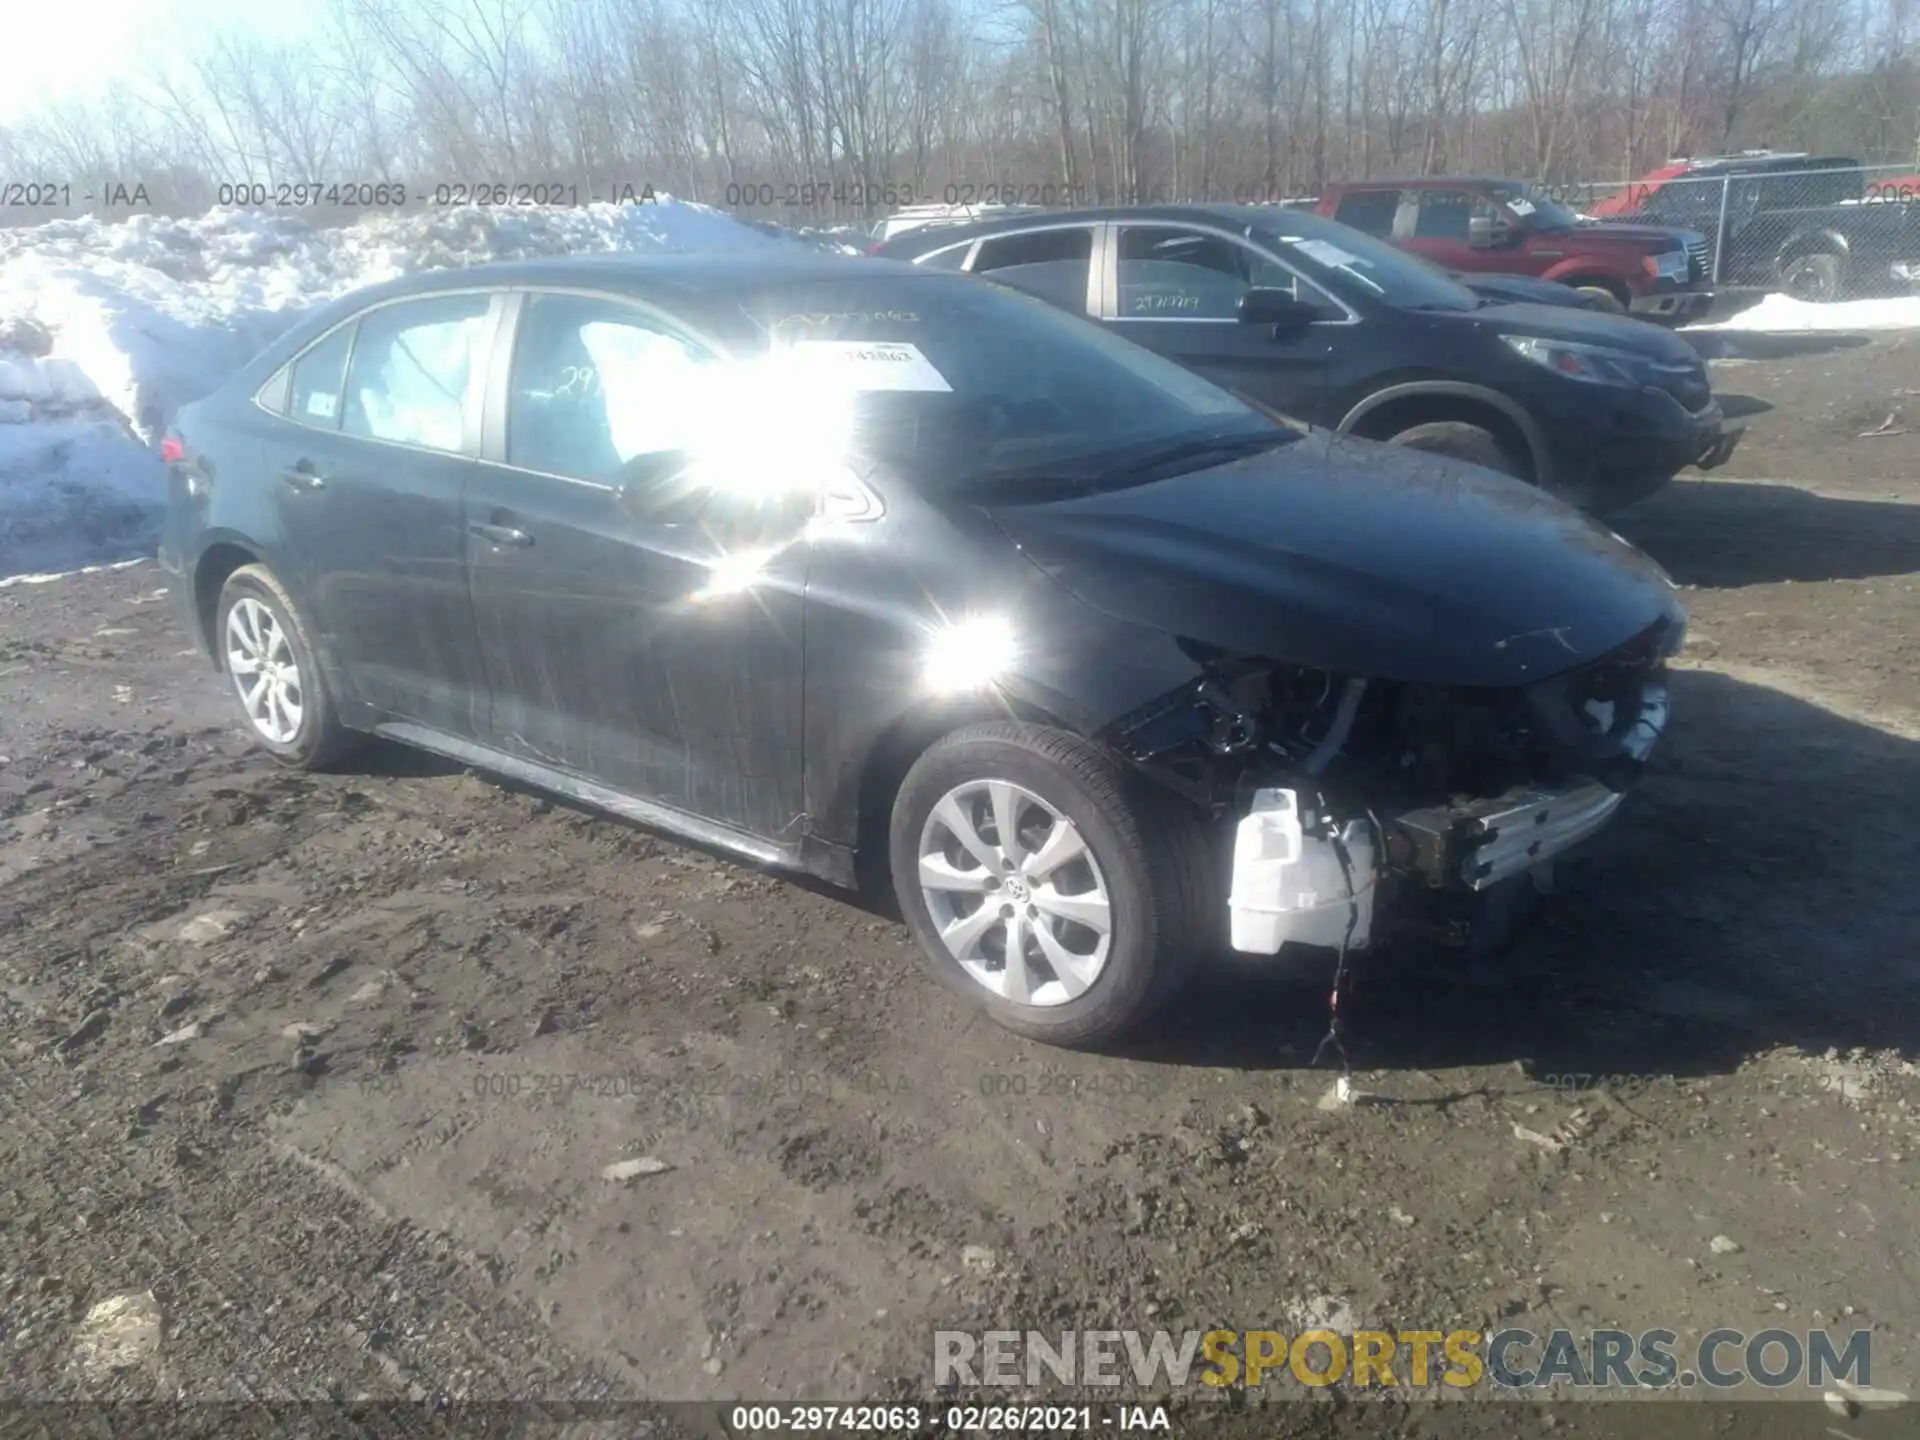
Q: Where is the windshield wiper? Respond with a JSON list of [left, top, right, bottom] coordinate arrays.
[[1098, 430, 1298, 483]]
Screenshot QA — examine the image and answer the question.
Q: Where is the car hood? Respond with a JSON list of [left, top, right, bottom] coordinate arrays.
[[1553, 220, 1688, 248], [1431, 300, 1704, 363], [986, 434, 1683, 687]]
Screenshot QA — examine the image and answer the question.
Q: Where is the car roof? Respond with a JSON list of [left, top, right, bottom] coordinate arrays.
[[875, 202, 1347, 253], [1328, 177, 1517, 190], [1675, 153, 1856, 174], [227, 250, 942, 394], [352, 249, 918, 302]]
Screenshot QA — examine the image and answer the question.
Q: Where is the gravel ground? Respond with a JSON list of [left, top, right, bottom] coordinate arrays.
[[1, 331, 1917, 1438]]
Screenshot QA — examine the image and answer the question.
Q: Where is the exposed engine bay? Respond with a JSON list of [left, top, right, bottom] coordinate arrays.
[[1099, 618, 1680, 955]]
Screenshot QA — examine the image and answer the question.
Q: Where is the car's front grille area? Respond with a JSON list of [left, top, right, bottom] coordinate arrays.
[[1648, 359, 1714, 413], [1684, 233, 1712, 281], [1345, 620, 1678, 805]]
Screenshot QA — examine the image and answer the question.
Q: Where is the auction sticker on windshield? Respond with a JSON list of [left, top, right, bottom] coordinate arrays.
[[788, 340, 953, 391]]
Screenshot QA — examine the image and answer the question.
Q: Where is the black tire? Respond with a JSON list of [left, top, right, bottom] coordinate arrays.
[[1387, 420, 1528, 480], [888, 722, 1214, 1046], [213, 564, 360, 771], [1572, 282, 1627, 314], [1780, 250, 1842, 303]]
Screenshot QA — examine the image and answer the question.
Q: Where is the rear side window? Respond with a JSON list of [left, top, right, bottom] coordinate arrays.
[[506, 292, 716, 482], [341, 293, 491, 454], [970, 229, 1095, 313], [285, 324, 355, 428], [1332, 190, 1398, 236], [916, 243, 973, 270]]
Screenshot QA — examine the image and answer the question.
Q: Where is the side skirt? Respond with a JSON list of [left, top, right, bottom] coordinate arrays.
[[374, 721, 809, 874]]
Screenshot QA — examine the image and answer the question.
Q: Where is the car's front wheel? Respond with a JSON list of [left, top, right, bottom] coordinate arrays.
[[1571, 283, 1627, 314], [889, 722, 1212, 1046], [215, 563, 359, 770], [1388, 420, 1528, 480]]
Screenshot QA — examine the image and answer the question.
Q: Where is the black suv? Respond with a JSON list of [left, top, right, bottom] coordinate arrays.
[[876, 205, 1740, 513]]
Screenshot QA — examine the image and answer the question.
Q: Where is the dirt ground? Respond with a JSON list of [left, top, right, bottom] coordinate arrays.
[[2, 330, 1918, 1438]]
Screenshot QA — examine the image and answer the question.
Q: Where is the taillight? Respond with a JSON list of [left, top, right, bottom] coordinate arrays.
[[160, 434, 185, 464]]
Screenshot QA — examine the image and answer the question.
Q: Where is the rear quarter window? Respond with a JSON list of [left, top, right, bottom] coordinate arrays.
[[284, 324, 355, 428], [1331, 190, 1399, 236]]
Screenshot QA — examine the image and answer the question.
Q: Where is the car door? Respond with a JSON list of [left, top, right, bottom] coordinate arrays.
[[1396, 188, 1523, 275], [964, 225, 1100, 315], [261, 289, 498, 735], [1099, 221, 1338, 417], [462, 287, 808, 842]]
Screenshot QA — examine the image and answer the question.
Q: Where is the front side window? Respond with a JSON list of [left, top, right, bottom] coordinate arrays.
[[1116, 226, 1306, 319], [341, 293, 491, 453], [505, 293, 717, 482], [1410, 189, 1482, 240], [1484, 183, 1583, 230], [286, 323, 356, 429], [969, 229, 1095, 313]]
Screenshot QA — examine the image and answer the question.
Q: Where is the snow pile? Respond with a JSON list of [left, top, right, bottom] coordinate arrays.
[[0, 199, 782, 579], [1690, 292, 1920, 333]]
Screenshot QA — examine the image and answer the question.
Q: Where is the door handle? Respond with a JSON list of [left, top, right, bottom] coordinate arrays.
[[277, 463, 325, 491], [469, 522, 533, 548]]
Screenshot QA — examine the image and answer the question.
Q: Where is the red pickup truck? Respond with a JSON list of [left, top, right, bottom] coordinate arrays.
[[1312, 177, 1713, 322]]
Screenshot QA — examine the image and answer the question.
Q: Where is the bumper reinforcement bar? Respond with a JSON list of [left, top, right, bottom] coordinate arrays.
[[1393, 780, 1626, 891]]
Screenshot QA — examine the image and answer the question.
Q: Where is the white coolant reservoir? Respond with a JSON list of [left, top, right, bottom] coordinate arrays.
[[1227, 788, 1377, 955]]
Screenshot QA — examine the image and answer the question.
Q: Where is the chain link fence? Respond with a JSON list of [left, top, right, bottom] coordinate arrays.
[[1539, 159, 1920, 300]]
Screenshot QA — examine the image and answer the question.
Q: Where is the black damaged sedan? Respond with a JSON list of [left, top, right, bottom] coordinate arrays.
[[160, 252, 1681, 1047]]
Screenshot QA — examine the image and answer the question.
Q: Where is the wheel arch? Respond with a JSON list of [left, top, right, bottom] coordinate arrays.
[[1545, 268, 1632, 308], [192, 537, 268, 671], [1775, 226, 1850, 264], [1338, 382, 1551, 485], [849, 692, 1080, 897]]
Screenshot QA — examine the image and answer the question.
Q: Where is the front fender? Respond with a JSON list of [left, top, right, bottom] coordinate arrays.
[[804, 579, 1211, 855]]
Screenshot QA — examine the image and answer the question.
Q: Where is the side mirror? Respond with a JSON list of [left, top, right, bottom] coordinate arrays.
[[1467, 215, 1510, 249], [1237, 288, 1319, 330]]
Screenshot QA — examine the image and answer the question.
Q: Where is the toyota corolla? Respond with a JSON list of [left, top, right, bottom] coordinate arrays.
[[160, 252, 1681, 1046]]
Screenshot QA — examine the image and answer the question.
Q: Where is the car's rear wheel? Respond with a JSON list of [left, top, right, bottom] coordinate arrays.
[[888, 722, 1211, 1046], [1388, 421, 1527, 480], [1780, 250, 1842, 303], [215, 564, 359, 770]]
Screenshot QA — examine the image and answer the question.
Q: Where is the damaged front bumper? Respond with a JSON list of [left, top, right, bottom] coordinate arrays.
[[1222, 676, 1671, 956]]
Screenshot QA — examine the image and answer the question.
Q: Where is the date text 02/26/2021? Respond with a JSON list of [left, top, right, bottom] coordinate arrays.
[[726, 1403, 1172, 1431]]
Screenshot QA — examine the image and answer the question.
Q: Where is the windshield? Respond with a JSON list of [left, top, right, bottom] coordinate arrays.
[[1487, 183, 1584, 231], [710, 274, 1291, 498], [1255, 224, 1481, 312]]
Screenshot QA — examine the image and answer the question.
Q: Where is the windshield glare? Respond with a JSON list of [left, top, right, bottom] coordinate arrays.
[[1489, 183, 1584, 230], [1257, 225, 1480, 311], [719, 275, 1283, 497]]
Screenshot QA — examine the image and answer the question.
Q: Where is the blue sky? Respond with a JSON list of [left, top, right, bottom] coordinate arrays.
[[1, 0, 319, 126]]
